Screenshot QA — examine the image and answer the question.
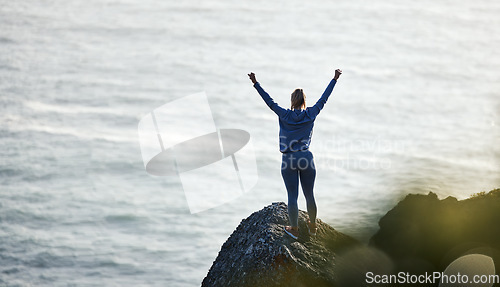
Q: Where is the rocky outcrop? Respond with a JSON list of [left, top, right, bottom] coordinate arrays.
[[203, 188, 500, 286], [370, 188, 500, 273], [202, 202, 359, 287]]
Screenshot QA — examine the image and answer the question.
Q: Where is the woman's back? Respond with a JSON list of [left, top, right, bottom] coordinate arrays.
[[277, 109, 317, 153], [252, 78, 338, 153]]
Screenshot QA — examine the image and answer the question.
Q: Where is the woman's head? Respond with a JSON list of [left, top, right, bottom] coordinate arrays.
[[291, 88, 306, 110]]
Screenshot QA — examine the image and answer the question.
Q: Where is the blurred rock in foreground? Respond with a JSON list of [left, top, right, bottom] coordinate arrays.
[[201, 202, 360, 287], [370, 188, 500, 273]]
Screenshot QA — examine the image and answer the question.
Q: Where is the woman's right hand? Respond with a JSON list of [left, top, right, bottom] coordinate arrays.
[[334, 69, 342, 80], [248, 72, 257, 84]]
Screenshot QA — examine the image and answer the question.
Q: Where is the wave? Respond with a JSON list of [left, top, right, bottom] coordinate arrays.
[[0, 208, 53, 226], [0, 64, 19, 71], [104, 214, 150, 224], [0, 167, 24, 178], [24, 251, 76, 269], [23, 100, 127, 117], [3, 120, 136, 143], [0, 36, 15, 44]]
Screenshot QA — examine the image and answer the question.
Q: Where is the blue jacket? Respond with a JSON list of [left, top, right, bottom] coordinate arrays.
[[254, 79, 337, 153]]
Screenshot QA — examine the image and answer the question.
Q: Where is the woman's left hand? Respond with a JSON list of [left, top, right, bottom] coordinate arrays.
[[334, 69, 342, 80]]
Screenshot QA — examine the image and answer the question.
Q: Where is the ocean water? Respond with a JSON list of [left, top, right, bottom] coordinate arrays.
[[1, 0, 499, 286]]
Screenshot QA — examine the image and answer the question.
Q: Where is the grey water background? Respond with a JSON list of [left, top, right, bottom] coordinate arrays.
[[1, 0, 499, 286]]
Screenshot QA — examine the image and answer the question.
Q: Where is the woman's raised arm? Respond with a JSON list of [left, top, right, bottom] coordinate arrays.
[[309, 69, 342, 118], [248, 72, 287, 117]]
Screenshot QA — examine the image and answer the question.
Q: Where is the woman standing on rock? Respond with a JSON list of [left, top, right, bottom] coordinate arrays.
[[248, 69, 342, 240]]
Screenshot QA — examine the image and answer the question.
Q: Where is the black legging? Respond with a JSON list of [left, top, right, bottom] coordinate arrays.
[[281, 149, 317, 227]]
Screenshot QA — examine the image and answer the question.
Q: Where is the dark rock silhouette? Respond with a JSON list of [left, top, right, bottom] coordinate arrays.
[[201, 202, 359, 287], [370, 188, 500, 274]]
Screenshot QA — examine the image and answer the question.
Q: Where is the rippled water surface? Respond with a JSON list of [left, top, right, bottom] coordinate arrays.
[[1, 0, 499, 286]]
